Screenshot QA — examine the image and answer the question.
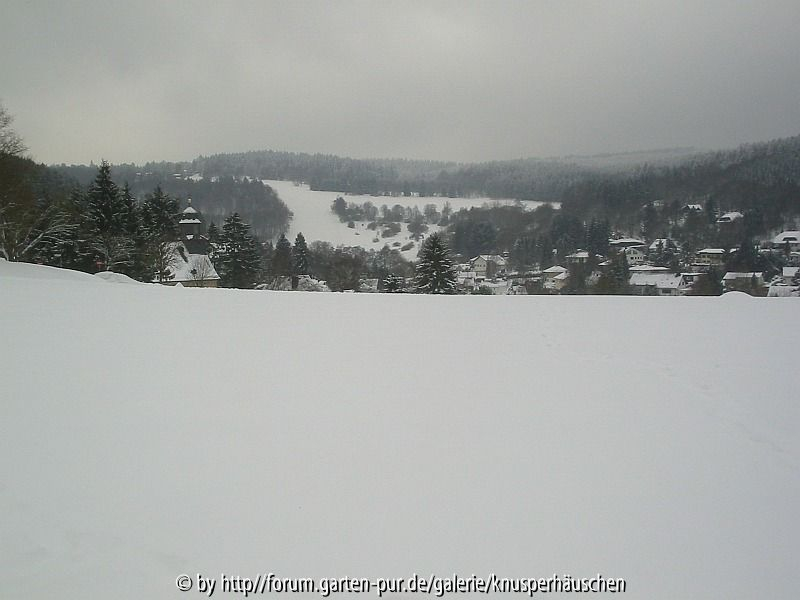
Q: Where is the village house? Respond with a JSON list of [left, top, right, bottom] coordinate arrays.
[[771, 231, 800, 252], [565, 250, 603, 265], [470, 254, 507, 278], [481, 279, 513, 295], [693, 248, 730, 269], [623, 246, 647, 266], [722, 272, 765, 294], [628, 265, 670, 274], [456, 271, 478, 292], [716, 211, 744, 224], [608, 237, 646, 250], [628, 272, 692, 296], [542, 265, 568, 291]]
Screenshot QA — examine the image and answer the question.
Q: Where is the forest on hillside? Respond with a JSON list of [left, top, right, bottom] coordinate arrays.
[[55, 135, 800, 236], [48, 163, 292, 240]]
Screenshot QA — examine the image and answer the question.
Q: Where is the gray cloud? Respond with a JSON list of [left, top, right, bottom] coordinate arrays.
[[2, 0, 799, 164]]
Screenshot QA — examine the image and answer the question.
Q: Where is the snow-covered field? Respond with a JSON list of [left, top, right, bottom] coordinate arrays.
[[1, 260, 799, 599], [265, 180, 553, 258]]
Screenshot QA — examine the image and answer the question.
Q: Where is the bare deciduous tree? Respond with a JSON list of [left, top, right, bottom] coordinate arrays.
[[188, 255, 215, 287], [0, 102, 26, 158], [0, 203, 74, 262]]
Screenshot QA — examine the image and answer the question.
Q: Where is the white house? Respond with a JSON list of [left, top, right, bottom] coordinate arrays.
[[772, 231, 800, 252], [456, 271, 478, 291], [624, 246, 647, 266], [608, 237, 646, 250], [694, 248, 730, 268], [717, 211, 743, 224], [628, 265, 670, 274], [629, 272, 691, 296], [471, 255, 507, 278], [565, 250, 603, 264], [542, 266, 568, 291], [722, 272, 765, 293]]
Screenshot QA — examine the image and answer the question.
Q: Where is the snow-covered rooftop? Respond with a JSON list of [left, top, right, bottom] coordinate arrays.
[[717, 211, 743, 222], [649, 238, 682, 250], [161, 242, 220, 283], [608, 237, 645, 246], [772, 231, 800, 244], [542, 265, 567, 273], [629, 272, 686, 289], [723, 271, 763, 280]]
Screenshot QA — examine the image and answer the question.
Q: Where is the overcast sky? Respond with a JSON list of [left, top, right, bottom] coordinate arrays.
[[2, 1, 799, 165]]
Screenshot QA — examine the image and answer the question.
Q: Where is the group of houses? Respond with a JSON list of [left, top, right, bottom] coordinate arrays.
[[454, 226, 800, 296]]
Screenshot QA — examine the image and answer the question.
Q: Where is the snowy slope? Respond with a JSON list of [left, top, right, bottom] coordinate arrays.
[[1, 262, 799, 599], [266, 180, 553, 259]]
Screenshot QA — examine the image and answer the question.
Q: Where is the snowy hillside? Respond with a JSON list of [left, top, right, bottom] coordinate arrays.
[[1, 261, 799, 599], [266, 180, 553, 258]]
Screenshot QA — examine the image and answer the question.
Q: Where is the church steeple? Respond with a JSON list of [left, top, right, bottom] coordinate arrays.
[[179, 198, 202, 238]]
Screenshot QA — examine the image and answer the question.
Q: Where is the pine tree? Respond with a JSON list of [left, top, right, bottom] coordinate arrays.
[[207, 222, 220, 245], [293, 232, 309, 275], [85, 162, 133, 271], [690, 267, 723, 296], [272, 233, 292, 277], [217, 213, 262, 288], [595, 252, 629, 294], [139, 186, 180, 282], [86, 161, 123, 236], [119, 183, 140, 237], [140, 185, 179, 239], [413, 232, 457, 294]]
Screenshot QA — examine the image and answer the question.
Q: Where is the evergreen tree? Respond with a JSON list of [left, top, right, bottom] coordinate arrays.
[[138, 186, 180, 282], [586, 218, 610, 257], [595, 252, 629, 294], [413, 232, 457, 294], [119, 183, 140, 237], [640, 203, 658, 241], [86, 161, 123, 236], [140, 185, 179, 239], [85, 162, 135, 271], [690, 267, 724, 296], [207, 222, 220, 245], [217, 213, 262, 288], [272, 233, 292, 277], [292, 232, 309, 275], [511, 236, 537, 270], [327, 250, 364, 291]]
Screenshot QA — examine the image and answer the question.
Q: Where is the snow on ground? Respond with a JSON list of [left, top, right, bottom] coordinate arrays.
[[265, 180, 554, 259], [1, 262, 799, 599], [93, 271, 144, 285]]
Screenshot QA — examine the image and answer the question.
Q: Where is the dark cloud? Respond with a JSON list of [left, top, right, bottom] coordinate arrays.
[[2, 0, 799, 164]]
